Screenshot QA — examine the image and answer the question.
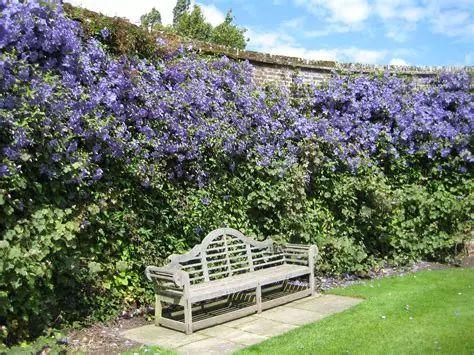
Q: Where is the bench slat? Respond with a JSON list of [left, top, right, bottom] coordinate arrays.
[[208, 265, 252, 279], [207, 259, 248, 272], [206, 247, 246, 258], [254, 258, 285, 269]]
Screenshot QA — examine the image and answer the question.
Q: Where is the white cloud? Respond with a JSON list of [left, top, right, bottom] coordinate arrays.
[[303, 24, 354, 38], [384, 21, 417, 42], [400, 6, 425, 22], [429, 8, 474, 38], [197, 3, 225, 26], [246, 28, 296, 48], [374, 0, 474, 40], [374, 0, 425, 22], [389, 57, 409, 66], [295, 0, 370, 26], [374, 0, 426, 42], [282, 17, 306, 29], [296, 0, 474, 42], [343, 47, 387, 63]]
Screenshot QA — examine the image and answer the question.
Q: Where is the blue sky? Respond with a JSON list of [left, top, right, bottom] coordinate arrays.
[[68, 0, 474, 66]]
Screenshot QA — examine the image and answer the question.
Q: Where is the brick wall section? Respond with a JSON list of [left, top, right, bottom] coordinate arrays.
[[252, 64, 332, 88], [248, 57, 473, 89]]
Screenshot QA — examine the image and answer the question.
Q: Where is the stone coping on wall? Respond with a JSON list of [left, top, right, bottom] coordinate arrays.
[[177, 36, 473, 77]]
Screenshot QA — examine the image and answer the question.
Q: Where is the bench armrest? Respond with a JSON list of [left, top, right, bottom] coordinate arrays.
[[280, 243, 318, 266], [145, 265, 190, 289]]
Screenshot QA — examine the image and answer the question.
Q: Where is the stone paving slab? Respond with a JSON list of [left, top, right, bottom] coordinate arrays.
[[236, 317, 298, 338], [121, 294, 362, 354], [257, 306, 325, 325], [290, 293, 362, 313], [178, 337, 245, 355], [121, 324, 209, 348], [199, 326, 267, 346]]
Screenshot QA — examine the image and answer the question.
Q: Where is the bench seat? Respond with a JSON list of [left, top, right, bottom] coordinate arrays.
[[189, 264, 310, 302], [146, 228, 318, 334]]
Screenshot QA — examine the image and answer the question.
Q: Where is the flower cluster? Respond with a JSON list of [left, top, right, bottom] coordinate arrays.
[[293, 72, 473, 170], [0, 0, 472, 187]]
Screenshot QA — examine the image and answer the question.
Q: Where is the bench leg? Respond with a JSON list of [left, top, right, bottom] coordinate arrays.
[[309, 270, 316, 296], [184, 299, 193, 334], [155, 295, 162, 326], [256, 285, 262, 314]]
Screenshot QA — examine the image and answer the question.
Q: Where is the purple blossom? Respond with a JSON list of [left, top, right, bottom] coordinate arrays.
[[0, 0, 471, 190], [156, 37, 166, 46], [18, 67, 29, 80], [100, 28, 110, 39], [0, 165, 9, 177], [92, 168, 103, 181]]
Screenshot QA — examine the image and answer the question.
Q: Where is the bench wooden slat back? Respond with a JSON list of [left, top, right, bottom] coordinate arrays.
[[169, 228, 282, 285], [205, 232, 250, 281]]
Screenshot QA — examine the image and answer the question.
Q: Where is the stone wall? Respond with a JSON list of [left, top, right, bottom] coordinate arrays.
[[191, 41, 474, 89]]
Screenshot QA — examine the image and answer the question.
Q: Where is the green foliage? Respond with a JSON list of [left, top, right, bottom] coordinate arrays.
[[140, 8, 162, 31], [171, 4, 247, 48], [1, 154, 471, 346], [0, 332, 68, 354], [173, 0, 190, 26], [210, 10, 247, 49], [0, 206, 80, 344], [174, 5, 213, 42]]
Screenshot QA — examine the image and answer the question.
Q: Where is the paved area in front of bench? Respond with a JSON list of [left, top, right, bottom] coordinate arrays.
[[122, 294, 362, 354]]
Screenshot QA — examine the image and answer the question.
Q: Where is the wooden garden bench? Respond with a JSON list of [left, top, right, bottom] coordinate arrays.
[[145, 228, 317, 334]]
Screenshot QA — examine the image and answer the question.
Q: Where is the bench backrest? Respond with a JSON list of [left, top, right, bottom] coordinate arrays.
[[168, 228, 285, 285]]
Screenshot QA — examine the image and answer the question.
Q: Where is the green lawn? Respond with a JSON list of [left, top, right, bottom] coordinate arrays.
[[239, 268, 474, 354]]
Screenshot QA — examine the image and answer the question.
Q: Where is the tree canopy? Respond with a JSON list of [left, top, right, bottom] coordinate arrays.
[[210, 10, 247, 49], [140, 3, 247, 49], [173, 0, 190, 25], [140, 7, 162, 31], [174, 5, 213, 42]]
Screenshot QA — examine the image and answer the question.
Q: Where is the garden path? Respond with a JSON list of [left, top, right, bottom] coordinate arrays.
[[122, 294, 362, 354]]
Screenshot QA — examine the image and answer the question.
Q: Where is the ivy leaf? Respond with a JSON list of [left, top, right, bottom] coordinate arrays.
[[88, 261, 102, 274]]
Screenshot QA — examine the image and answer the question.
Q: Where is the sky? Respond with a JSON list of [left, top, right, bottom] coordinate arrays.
[[67, 0, 474, 66]]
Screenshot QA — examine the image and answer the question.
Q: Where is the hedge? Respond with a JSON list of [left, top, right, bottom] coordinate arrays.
[[0, 0, 472, 346]]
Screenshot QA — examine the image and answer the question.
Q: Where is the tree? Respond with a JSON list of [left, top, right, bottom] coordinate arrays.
[[140, 7, 162, 31], [139, 3, 248, 49], [210, 10, 247, 49], [173, 0, 190, 26], [174, 5, 213, 42]]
